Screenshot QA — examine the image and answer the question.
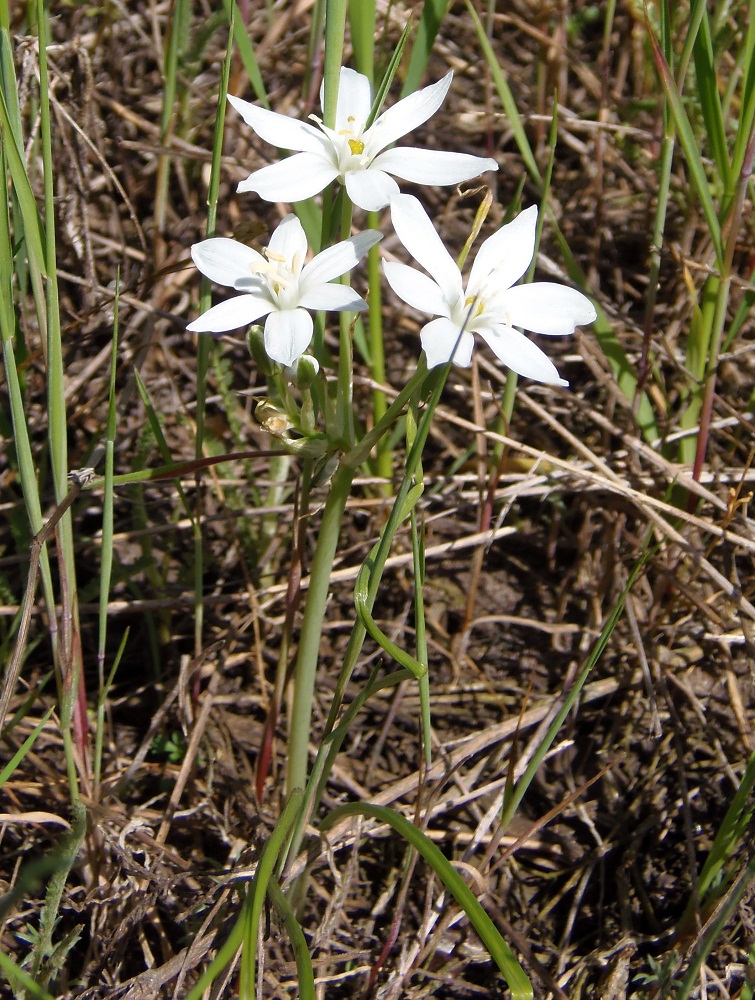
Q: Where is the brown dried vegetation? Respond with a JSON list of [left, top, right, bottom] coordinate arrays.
[[1, 1, 754, 997]]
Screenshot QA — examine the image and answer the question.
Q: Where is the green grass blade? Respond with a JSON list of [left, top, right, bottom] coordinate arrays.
[[266, 880, 315, 1000], [0, 706, 54, 788], [691, 2, 732, 193], [0, 56, 48, 337], [676, 855, 755, 999], [97, 284, 119, 670], [239, 790, 304, 995], [677, 749, 755, 935], [36, 3, 82, 796], [647, 16, 724, 264], [321, 802, 533, 998], [731, 0, 755, 181], [401, 0, 451, 96], [354, 484, 426, 679], [224, 0, 269, 106], [0, 949, 55, 1000], [322, 0, 347, 128], [154, 0, 190, 237], [411, 508, 432, 766], [348, 0, 375, 80], [501, 538, 655, 829], [465, 0, 540, 182], [192, 15, 234, 660]]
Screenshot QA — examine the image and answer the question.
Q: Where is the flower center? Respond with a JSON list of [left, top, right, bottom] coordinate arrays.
[[464, 294, 485, 318], [250, 249, 302, 308], [337, 115, 369, 171]]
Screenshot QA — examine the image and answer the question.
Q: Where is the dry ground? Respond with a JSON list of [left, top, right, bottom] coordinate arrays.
[[1, 1, 754, 997]]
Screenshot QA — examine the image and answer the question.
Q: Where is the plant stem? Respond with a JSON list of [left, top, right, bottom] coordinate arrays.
[[285, 461, 355, 795]]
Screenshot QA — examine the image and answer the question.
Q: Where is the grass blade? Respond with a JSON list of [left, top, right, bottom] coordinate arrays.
[[647, 14, 724, 263], [322, 802, 533, 998], [401, 0, 451, 96]]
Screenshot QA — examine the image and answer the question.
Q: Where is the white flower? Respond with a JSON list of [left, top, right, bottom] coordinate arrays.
[[383, 194, 597, 384], [187, 214, 381, 367], [228, 68, 499, 212]]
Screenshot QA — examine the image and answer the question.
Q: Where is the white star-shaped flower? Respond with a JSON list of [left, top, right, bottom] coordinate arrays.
[[187, 213, 381, 367], [228, 68, 499, 212], [383, 194, 597, 384]]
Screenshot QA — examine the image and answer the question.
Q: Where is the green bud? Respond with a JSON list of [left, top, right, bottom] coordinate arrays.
[[246, 325, 281, 376], [286, 354, 320, 389]]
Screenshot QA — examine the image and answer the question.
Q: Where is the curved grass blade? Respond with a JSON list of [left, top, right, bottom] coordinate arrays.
[[267, 879, 315, 1000], [239, 789, 304, 997], [321, 802, 533, 999]]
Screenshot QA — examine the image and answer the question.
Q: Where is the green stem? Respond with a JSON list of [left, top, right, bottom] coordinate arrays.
[[322, 0, 347, 128], [335, 198, 355, 447], [38, 0, 84, 799], [285, 462, 355, 796], [367, 209, 392, 487]]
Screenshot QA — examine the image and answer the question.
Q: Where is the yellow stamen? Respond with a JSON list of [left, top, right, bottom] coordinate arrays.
[[348, 138, 365, 155]]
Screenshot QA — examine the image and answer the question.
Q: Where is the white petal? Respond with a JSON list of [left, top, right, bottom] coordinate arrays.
[[299, 284, 367, 312], [367, 73, 452, 152], [344, 168, 399, 211], [264, 309, 314, 366], [374, 147, 498, 185], [478, 325, 567, 385], [191, 238, 265, 288], [300, 230, 382, 292], [267, 214, 308, 270], [333, 67, 373, 132], [383, 261, 449, 317], [389, 194, 462, 303], [502, 282, 597, 335], [238, 153, 338, 201], [420, 317, 475, 368], [468, 205, 538, 296], [227, 96, 327, 154], [187, 294, 272, 333]]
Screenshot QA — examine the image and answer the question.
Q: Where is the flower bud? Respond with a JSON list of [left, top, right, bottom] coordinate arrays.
[[246, 326, 281, 376], [285, 354, 320, 388]]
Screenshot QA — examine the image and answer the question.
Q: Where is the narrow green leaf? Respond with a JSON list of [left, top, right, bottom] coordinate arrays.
[[266, 880, 315, 1000], [465, 0, 540, 183], [240, 789, 304, 995], [0, 707, 54, 788], [691, 4, 732, 192], [500, 538, 655, 829], [0, 949, 55, 1000], [223, 0, 269, 107], [646, 16, 724, 263], [322, 803, 533, 998], [401, 0, 451, 96], [348, 0, 375, 80]]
